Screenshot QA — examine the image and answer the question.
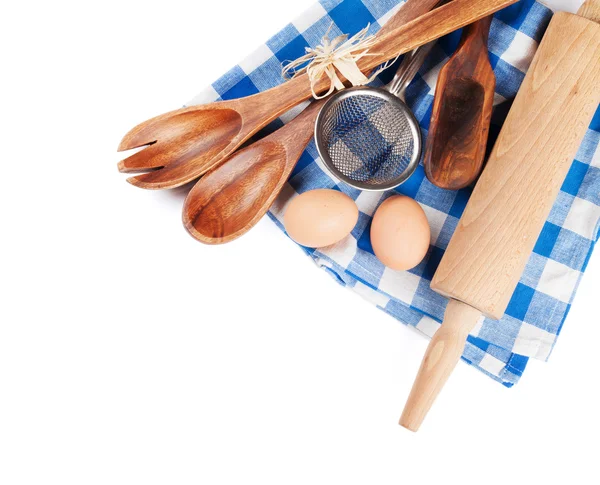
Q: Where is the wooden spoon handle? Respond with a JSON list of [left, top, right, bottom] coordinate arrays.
[[400, 300, 482, 432], [261, 0, 449, 125], [467, 14, 493, 43], [377, 0, 444, 38], [264, 0, 515, 115], [227, 0, 451, 118]]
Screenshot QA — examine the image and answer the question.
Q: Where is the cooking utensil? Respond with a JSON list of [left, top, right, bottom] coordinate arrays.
[[314, 43, 434, 191], [117, 0, 517, 190], [400, 0, 600, 432], [424, 15, 495, 190], [183, 100, 323, 244], [183, 40, 432, 244]]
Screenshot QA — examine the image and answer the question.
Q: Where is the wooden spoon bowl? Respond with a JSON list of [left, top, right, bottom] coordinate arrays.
[[183, 101, 322, 244]]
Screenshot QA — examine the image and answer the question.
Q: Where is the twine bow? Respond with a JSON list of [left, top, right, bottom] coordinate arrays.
[[282, 24, 394, 99]]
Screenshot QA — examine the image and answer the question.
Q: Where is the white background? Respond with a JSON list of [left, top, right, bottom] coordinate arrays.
[[1, 0, 598, 483]]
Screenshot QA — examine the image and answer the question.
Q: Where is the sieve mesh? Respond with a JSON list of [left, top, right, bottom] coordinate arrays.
[[318, 92, 418, 189]]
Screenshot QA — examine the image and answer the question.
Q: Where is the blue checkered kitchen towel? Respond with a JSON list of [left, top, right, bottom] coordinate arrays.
[[188, 0, 600, 386]]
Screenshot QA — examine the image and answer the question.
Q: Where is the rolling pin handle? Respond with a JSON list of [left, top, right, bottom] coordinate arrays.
[[400, 299, 482, 432], [578, 0, 600, 23]]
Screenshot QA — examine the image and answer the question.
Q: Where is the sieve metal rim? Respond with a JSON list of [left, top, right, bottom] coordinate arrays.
[[314, 86, 422, 192]]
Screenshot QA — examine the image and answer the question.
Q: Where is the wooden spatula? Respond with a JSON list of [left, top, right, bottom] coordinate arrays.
[[424, 16, 496, 190], [400, 0, 600, 432], [117, 0, 517, 190]]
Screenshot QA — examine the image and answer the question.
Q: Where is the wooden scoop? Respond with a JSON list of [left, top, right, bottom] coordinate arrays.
[[117, 0, 517, 190], [424, 16, 495, 190], [400, 0, 600, 432]]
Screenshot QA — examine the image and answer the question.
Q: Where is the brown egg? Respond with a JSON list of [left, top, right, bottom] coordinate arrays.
[[284, 189, 359, 248], [371, 195, 431, 271]]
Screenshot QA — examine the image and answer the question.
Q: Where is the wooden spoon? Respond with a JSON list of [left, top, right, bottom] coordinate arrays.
[[117, 0, 517, 190], [182, 0, 445, 245], [183, 100, 323, 244], [423, 16, 496, 190]]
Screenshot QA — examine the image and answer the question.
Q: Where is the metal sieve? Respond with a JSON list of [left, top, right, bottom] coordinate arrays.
[[315, 44, 433, 191]]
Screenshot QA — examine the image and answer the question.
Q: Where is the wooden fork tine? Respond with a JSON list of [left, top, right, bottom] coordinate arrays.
[[117, 144, 163, 173], [118, 108, 192, 152]]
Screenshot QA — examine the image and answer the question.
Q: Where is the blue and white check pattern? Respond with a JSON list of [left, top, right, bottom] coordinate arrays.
[[188, 0, 600, 386]]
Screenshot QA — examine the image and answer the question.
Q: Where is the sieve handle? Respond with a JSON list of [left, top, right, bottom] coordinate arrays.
[[388, 41, 437, 100]]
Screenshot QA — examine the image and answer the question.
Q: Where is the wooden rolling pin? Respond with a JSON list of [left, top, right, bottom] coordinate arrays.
[[400, 0, 600, 432]]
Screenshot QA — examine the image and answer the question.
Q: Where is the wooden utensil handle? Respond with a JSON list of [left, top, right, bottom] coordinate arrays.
[[377, 0, 444, 38], [579, 0, 600, 22], [267, 0, 516, 112], [400, 300, 482, 432], [358, 0, 514, 70], [466, 14, 493, 43]]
